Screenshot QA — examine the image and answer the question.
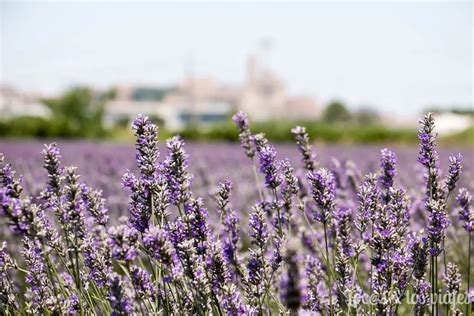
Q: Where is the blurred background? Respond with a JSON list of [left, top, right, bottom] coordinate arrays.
[[1, 1, 472, 144]]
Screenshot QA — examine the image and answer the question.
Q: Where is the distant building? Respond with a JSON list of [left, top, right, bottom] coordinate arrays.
[[105, 80, 236, 130], [240, 54, 321, 121], [105, 55, 321, 129], [433, 112, 473, 135], [0, 85, 50, 119]]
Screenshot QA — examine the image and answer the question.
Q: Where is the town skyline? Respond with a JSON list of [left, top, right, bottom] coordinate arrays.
[[2, 1, 472, 115]]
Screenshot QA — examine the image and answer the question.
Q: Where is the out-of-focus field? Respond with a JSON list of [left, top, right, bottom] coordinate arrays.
[[1, 140, 472, 218]]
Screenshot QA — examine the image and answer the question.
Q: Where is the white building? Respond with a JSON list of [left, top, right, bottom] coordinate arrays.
[[0, 85, 50, 119], [105, 55, 321, 129], [240, 55, 321, 121]]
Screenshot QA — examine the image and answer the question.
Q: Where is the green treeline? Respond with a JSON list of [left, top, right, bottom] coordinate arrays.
[[1, 88, 472, 145]]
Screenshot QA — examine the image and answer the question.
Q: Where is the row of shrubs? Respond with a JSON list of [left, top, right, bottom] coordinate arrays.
[[0, 116, 107, 139], [2, 116, 472, 145], [179, 120, 418, 143]]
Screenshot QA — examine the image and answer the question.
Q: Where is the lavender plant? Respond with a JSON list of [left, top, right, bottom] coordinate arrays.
[[0, 112, 472, 316]]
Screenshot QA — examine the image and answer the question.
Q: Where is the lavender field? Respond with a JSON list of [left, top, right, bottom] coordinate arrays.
[[0, 113, 473, 315]]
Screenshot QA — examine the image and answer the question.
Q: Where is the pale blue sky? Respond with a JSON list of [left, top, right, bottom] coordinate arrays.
[[1, 1, 472, 115]]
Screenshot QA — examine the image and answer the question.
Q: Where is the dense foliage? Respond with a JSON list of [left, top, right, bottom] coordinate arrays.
[[0, 112, 472, 315], [0, 88, 109, 139]]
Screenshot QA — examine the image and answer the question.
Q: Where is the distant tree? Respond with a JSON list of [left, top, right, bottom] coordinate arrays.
[[323, 100, 351, 123], [355, 107, 379, 125], [42, 87, 108, 138]]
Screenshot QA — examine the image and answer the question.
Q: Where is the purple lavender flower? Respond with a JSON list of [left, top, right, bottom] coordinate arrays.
[[418, 112, 443, 202], [0, 242, 18, 310], [83, 235, 112, 287], [249, 203, 269, 249], [444, 262, 461, 298], [444, 154, 463, 194], [413, 280, 431, 315], [220, 283, 248, 316], [132, 114, 159, 179], [379, 148, 396, 202], [107, 272, 135, 315], [246, 256, 264, 290], [291, 126, 317, 172], [82, 186, 109, 226], [129, 265, 156, 300], [426, 199, 449, 256], [0, 154, 22, 198], [457, 188, 473, 231], [40, 143, 63, 200], [21, 238, 54, 311], [408, 233, 429, 280], [143, 227, 179, 267], [233, 111, 255, 159], [60, 166, 86, 244], [216, 180, 232, 215], [418, 113, 439, 169], [66, 295, 79, 315], [254, 143, 281, 189], [270, 236, 283, 272], [222, 211, 241, 263], [388, 188, 410, 240], [307, 168, 336, 223], [280, 158, 298, 214], [162, 136, 193, 205], [334, 238, 352, 311], [206, 239, 231, 293], [303, 255, 326, 313], [184, 198, 210, 255], [167, 217, 188, 249], [220, 195, 242, 274], [107, 225, 139, 262], [333, 206, 354, 257], [0, 242, 16, 272], [0, 190, 30, 235], [122, 115, 161, 232], [122, 172, 151, 233], [356, 173, 378, 235], [280, 247, 302, 312], [245, 204, 269, 308]]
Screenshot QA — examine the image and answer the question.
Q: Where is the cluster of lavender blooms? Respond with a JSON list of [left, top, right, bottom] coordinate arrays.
[[0, 112, 472, 316]]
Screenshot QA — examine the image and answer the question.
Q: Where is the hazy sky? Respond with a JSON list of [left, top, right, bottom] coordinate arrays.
[[1, 1, 472, 115]]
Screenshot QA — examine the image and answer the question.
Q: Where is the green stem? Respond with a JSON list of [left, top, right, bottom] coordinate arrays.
[[323, 221, 333, 316], [252, 162, 264, 201], [467, 232, 472, 316]]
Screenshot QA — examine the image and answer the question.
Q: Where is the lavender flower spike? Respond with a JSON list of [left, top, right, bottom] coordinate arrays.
[[132, 114, 159, 179], [143, 226, 179, 267], [379, 148, 396, 201], [107, 224, 139, 262], [426, 199, 449, 256], [253, 140, 281, 189], [41, 143, 63, 199], [280, 247, 302, 313], [249, 203, 269, 249], [444, 154, 462, 194], [417, 112, 439, 170], [21, 238, 55, 312], [129, 265, 156, 300], [162, 136, 193, 206], [307, 168, 336, 223], [0, 154, 22, 198], [356, 173, 378, 235], [233, 111, 255, 159], [107, 272, 135, 315], [457, 188, 473, 232], [303, 255, 325, 313], [291, 125, 317, 171]]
